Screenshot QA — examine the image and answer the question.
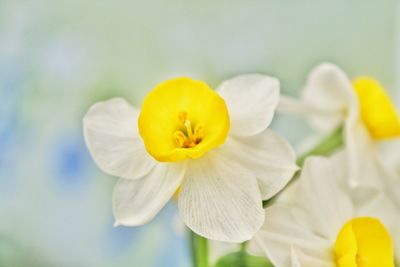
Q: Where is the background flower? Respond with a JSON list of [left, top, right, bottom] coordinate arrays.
[[250, 156, 398, 267], [279, 63, 400, 191]]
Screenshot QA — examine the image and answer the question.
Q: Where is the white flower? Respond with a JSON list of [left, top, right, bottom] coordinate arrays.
[[83, 75, 298, 242], [279, 63, 400, 189], [250, 156, 397, 267], [278, 64, 400, 259]]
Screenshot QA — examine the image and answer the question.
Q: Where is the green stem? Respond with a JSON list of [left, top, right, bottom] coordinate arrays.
[[296, 126, 343, 166], [239, 242, 248, 266], [240, 241, 247, 252], [190, 230, 209, 267]]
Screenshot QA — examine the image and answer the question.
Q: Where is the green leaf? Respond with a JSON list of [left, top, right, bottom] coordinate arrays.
[[215, 251, 274, 267]]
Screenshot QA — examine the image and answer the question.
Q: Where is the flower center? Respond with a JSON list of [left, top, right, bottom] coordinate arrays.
[[334, 217, 394, 267], [138, 77, 230, 162], [173, 112, 204, 148], [353, 77, 400, 140]]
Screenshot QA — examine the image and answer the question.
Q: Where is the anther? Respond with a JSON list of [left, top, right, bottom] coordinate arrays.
[[174, 112, 205, 148], [173, 131, 189, 147], [184, 120, 194, 140], [193, 124, 204, 144]]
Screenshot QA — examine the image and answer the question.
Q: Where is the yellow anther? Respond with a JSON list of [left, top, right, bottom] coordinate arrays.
[[173, 131, 189, 148], [184, 119, 194, 140], [194, 124, 204, 144]]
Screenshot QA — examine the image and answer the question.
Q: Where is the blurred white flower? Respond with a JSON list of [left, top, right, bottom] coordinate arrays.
[[83, 75, 298, 242], [279, 63, 400, 189], [250, 156, 397, 267], [279, 65, 400, 257]]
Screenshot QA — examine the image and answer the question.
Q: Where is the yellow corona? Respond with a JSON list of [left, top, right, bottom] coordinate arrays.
[[353, 77, 400, 140], [334, 217, 394, 267], [138, 77, 230, 162]]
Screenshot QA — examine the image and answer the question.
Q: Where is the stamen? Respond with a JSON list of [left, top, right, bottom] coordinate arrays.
[[184, 120, 194, 140], [173, 131, 189, 147], [173, 112, 204, 148], [193, 124, 204, 144]]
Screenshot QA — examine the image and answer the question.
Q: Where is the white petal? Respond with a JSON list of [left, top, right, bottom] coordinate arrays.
[[291, 247, 334, 267], [329, 149, 381, 205], [290, 248, 303, 267], [344, 118, 388, 189], [178, 152, 264, 242], [217, 74, 279, 136], [113, 162, 185, 226], [293, 157, 354, 240], [221, 130, 298, 200], [330, 145, 400, 260], [380, 139, 400, 176], [83, 98, 156, 180], [342, 123, 400, 257], [302, 63, 358, 133], [252, 205, 333, 267], [343, 117, 400, 210], [356, 192, 399, 228]]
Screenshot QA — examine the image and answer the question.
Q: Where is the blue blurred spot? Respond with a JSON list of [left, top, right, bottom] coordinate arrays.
[[53, 134, 90, 190], [0, 118, 17, 165]]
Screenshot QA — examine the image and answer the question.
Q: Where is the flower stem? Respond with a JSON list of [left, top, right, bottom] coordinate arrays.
[[296, 126, 343, 166], [190, 230, 209, 267]]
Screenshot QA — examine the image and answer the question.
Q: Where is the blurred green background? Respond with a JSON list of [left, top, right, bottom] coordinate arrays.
[[1, 0, 399, 266]]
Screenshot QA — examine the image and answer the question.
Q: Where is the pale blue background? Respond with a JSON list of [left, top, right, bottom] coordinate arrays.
[[0, 0, 399, 266]]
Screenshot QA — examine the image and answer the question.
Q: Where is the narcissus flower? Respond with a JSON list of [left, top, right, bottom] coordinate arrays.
[[250, 157, 397, 267], [298, 64, 400, 138], [279, 63, 400, 189], [83, 75, 298, 242]]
